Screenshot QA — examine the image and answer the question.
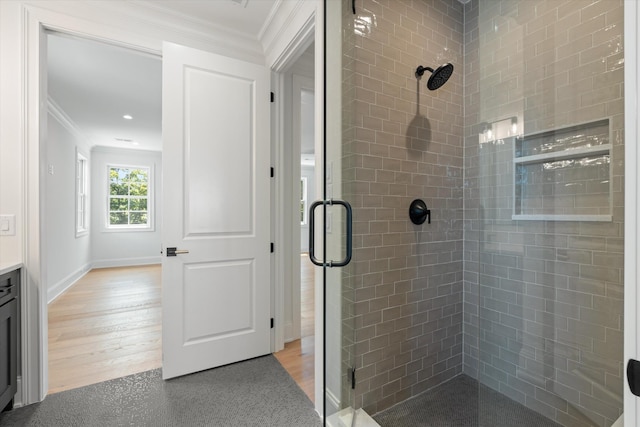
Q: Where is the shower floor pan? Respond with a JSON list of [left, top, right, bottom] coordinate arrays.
[[373, 375, 562, 427]]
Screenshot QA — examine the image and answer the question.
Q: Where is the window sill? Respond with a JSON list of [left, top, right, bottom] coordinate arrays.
[[103, 226, 155, 233], [512, 214, 612, 222]]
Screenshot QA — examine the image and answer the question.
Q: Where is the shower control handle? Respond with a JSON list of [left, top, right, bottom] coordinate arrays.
[[409, 199, 431, 225]]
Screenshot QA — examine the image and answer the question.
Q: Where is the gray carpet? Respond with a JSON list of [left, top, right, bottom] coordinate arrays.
[[373, 375, 562, 427], [0, 355, 321, 427]]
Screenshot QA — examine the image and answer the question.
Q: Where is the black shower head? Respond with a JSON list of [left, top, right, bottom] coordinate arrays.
[[415, 63, 454, 90]]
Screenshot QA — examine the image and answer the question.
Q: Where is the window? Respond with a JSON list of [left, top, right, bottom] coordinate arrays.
[[108, 166, 151, 228], [76, 152, 88, 236], [300, 177, 307, 225]]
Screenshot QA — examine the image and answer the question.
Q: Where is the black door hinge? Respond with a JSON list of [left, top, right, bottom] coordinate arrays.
[[270, 167, 274, 177], [270, 242, 274, 253], [270, 92, 275, 103], [270, 318, 274, 328], [350, 367, 356, 389]]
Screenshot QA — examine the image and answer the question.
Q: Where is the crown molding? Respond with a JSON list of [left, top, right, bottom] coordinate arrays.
[[37, 0, 266, 64], [129, 0, 261, 42], [121, 1, 264, 62], [261, 0, 316, 70], [47, 97, 93, 151], [257, 0, 283, 42]]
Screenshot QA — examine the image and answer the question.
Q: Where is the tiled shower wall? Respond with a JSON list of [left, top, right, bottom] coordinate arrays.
[[340, 0, 624, 425], [462, 1, 624, 427], [341, 0, 465, 415]]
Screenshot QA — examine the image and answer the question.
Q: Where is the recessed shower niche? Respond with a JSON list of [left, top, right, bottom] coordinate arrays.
[[513, 119, 612, 221]]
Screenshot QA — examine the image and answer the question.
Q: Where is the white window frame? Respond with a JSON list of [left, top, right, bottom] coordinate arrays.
[[75, 149, 89, 237], [106, 164, 153, 231]]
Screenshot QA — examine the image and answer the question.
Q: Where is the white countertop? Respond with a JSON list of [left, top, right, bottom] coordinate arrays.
[[0, 262, 22, 276]]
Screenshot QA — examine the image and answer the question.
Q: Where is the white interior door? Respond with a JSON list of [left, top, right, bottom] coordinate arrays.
[[161, 42, 270, 380]]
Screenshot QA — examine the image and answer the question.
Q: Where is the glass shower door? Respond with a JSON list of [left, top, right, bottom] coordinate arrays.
[[322, 0, 628, 426], [320, 1, 359, 425]]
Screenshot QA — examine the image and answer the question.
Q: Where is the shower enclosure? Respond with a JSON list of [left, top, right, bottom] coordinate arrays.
[[318, 0, 626, 426]]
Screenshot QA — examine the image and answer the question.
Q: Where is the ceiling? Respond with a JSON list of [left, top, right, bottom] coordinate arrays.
[[48, 33, 163, 151], [47, 0, 279, 152]]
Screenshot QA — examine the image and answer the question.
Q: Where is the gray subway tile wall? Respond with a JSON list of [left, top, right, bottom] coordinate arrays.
[[463, 1, 623, 426], [339, 0, 623, 426], [342, 0, 465, 415]]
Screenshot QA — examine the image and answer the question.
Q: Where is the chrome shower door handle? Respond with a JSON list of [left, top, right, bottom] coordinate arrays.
[[308, 199, 353, 267]]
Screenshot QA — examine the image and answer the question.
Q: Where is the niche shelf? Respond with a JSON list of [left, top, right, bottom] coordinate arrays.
[[513, 119, 612, 221]]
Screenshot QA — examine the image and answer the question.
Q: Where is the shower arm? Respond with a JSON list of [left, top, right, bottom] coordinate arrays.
[[415, 65, 434, 78]]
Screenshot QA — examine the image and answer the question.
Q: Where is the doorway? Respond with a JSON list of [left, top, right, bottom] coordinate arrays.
[[274, 44, 317, 402], [45, 32, 163, 393], [13, 0, 321, 408]]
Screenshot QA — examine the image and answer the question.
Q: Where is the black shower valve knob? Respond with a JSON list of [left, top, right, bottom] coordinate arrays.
[[409, 199, 431, 225]]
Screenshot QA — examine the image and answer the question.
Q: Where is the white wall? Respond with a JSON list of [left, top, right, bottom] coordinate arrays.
[[301, 164, 316, 252], [45, 132, 163, 300], [0, 1, 25, 267], [45, 111, 92, 302], [90, 147, 162, 268]]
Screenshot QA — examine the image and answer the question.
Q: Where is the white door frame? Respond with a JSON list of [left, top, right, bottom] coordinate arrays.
[[268, 7, 324, 415], [20, 5, 164, 404], [17, 2, 286, 406]]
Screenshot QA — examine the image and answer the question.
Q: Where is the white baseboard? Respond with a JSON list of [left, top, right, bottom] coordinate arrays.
[[91, 256, 161, 269], [13, 376, 23, 408], [47, 257, 161, 303], [47, 263, 92, 303]]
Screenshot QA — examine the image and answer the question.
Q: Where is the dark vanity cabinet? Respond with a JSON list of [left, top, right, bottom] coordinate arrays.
[[0, 268, 18, 412]]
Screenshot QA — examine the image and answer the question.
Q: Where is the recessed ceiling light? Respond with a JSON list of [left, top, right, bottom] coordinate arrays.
[[132, 141, 139, 146], [123, 114, 133, 120]]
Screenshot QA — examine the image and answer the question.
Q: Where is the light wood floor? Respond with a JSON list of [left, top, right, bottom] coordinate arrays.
[[274, 253, 316, 402], [48, 265, 162, 394], [48, 258, 316, 401]]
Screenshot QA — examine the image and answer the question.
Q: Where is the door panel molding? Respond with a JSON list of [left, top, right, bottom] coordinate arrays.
[[161, 41, 270, 380]]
